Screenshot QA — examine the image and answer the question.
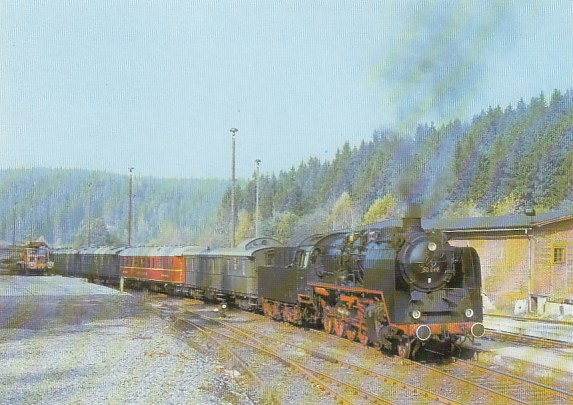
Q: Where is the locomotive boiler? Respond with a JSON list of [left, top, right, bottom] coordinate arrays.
[[258, 216, 484, 359]]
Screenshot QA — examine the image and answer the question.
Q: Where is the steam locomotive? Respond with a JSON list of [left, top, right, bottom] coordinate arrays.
[[52, 216, 484, 359], [259, 216, 484, 359]]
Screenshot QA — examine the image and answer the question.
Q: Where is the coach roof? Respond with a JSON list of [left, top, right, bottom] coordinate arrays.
[[204, 237, 282, 257], [119, 245, 206, 257]]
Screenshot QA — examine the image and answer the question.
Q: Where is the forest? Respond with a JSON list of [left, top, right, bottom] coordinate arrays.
[[0, 168, 228, 247], [1, 89, 572, 247], [214, 89, 573, 245]]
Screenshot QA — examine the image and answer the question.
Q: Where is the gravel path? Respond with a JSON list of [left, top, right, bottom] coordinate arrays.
[[0, 277, 250, 404]]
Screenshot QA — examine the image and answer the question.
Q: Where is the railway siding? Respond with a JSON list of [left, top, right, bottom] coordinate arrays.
[[161, 298, 573, 404], [484, 314, 573, 344]]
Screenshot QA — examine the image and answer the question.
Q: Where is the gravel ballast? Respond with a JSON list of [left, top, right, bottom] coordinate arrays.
[[0, 276, 248, 404]]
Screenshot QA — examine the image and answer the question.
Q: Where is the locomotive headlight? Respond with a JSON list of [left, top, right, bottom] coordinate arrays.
[[412, 309, 422, 319], [427, 242, 437, 252], [464, 308, 474, 318]]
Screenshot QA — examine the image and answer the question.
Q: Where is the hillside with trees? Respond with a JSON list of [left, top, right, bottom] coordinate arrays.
[[218, 89, 573, 244], [1, 89, 572, 248], [0, 168, 228, 247]]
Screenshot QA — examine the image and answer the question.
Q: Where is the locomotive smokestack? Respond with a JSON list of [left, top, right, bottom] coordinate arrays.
[[403, 217, 423, 233], [403, 203, 423, 232]]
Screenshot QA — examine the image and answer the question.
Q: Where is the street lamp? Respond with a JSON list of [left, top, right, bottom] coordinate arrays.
[[255, 159, 261, 238], [12, 202, 18, 246], [230, 128, 238, 247], [128, 167, 134, 246], [87, 182, 92, 246], [525, 206, 536, 312]]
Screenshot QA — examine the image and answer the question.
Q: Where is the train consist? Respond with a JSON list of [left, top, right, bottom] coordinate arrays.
[[52, 216, 484, 359]]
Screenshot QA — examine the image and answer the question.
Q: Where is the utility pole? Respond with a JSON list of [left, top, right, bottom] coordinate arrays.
[[525, 206, 536, 312], [255, 159, 261, 238], [12, 202, 17, 246], [87, 182, 92, 246], [230, 128, 238, 247], [128, 167, 134, 246]]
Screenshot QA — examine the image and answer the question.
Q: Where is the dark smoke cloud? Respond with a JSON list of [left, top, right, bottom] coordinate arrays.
[[372, 1, 516, 130]]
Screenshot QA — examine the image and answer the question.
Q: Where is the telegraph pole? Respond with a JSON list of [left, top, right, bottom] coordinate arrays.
[[128, 167, 134, 246], [12, 202, 17, 246], [230, 128, 238, 247], [87, 182, 92, 246], [255, 159, 261, 238]]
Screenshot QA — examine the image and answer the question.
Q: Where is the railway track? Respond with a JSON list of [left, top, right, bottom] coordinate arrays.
[[484, 329, 573, 351], [484, 313, 573, 350], [153, 299, 573, 404], [173, 308, 390, 404], [183, 309, 467, 404], [308, 326, 573, 404], [485, 313, 573, 327], [427, 358, 573, 404]]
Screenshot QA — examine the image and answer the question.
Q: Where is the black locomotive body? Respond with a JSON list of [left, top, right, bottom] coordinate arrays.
[[258, 216, 484, 358]]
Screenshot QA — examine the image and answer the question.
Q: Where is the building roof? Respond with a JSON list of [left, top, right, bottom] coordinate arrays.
[[369, 211, 573, 232]]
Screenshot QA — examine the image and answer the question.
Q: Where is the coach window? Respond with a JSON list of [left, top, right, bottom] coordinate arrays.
[[310, 249, 320, 265], [266, 250, 275, 266], [303, 251, 310, 268], [297, 249, 311, 268]]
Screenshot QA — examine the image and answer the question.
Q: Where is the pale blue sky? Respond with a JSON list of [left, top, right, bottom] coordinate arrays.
[[1, 1, 571, 179]]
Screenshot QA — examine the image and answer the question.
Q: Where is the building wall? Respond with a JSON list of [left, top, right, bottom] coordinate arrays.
[[447, 218, 573, 310], [533, 220, 573, 300]]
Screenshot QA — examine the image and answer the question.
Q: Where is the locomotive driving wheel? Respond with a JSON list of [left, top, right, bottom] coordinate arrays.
[[323, 316, 334, 334], [345, 326, 357, 342], [334, 319, 345, 337], [357, 328, 369, 345], [397, 339, 412, 359]]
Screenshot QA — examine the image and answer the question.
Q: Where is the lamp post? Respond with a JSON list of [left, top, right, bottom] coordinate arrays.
[[230, 128, 238, 247], [128, 167, 134, 247], [12, 202, 17, 246], [525, 207, 536, 312], [87, 182, 92, 246], [255, 159, 261, 238]]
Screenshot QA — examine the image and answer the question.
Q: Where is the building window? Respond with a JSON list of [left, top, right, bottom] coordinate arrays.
[[553, 247, 566, 264]]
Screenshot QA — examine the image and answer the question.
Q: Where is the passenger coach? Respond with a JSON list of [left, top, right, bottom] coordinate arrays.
[[78, 246, 126, 284], [119, 245, 205, 292], [185, 237, 282, 309]]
